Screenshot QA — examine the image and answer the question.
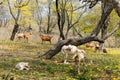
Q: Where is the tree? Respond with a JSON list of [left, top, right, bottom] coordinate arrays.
[[78, 4, 120, 50], [98, 0, 120, 51], [32, 0, 56, 33], [46, 0, 56, 34], [47, 0, 52, 34], [0, 2, 10, 27], [41, 0, 120, 59], [56, 0, 86, 40], [33, 0, 43, 32], [78, 6, 101, 34], [65, 1, 87, 38], [56, 0, 66, 40], [7, 0, 30, 40]]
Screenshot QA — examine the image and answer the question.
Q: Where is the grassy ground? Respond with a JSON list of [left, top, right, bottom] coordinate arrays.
[[0, 40, 120, 80]]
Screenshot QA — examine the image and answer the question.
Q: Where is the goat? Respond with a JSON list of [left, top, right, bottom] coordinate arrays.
[[61, 44, 86, 74], [95, 46, 108, 53], [84, 41, 99, 48], [15, 62, 30, 70], [39, 33, 53, 44], [16, 33, 24, 40], [16, 32, 32, 42], [23, 32, 32, 42]]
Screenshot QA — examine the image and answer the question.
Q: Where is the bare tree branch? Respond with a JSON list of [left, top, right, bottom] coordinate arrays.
[[104, 22, 120, 40], [7, 0, 16, 21], [73, 3, 88, 11], [72, 26, 83, 37]]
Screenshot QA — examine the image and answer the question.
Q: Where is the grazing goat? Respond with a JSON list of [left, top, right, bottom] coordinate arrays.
[[39, 33, 53, 44], [16, 32, 32, 42], [61, 45, 86, 74], [15, 62, 30, 70]]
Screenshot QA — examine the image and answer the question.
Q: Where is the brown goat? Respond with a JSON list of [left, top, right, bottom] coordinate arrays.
[[23, 32, 32, 42], [16, 32, 32, 42], [39, 33, 53, 44]]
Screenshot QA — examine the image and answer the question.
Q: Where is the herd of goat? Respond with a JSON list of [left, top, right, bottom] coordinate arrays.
[[15, 31, 107, 74], [16, 32, 53, 43]]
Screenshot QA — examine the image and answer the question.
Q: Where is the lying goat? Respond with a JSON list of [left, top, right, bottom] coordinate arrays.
[[39, 33, 53, 44], [15, 62, 30, 70], [84, 41, 99, 48], [61, 45, 86, 74]]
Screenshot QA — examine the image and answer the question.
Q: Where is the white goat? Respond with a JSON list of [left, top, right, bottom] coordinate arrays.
[[61, 45, 77, 64], [15, 62, 30, 70], [61, 44, 86, 74]]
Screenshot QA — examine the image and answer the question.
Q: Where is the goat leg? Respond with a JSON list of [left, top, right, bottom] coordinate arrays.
[[42, 40, 43, 44], [26, 38, 28, 43], [77, 59, 80, 75], [64, 53, 69, 64]]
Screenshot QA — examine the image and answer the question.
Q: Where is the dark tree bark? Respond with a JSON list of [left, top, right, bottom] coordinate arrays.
[[10, 23, 19, 40], [90, 1, 113, 37], [98, 18, 109, 52], [98, 2, 110, 52], [56, 0, 66, 40]]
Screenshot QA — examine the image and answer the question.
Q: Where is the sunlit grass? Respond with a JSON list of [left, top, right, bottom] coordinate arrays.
[[107, 48, 120, 54]]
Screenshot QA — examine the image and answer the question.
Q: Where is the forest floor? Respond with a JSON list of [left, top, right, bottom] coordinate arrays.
[[0, 40, 120, 80]]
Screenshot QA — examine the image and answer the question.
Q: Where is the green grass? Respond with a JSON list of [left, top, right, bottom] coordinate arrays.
[[0, 40, 120, 80]]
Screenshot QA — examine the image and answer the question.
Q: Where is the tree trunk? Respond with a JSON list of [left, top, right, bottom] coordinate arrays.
[[40, 36, 104, 59], [10, 23, 19, 40], [90, 1, 113, 36], [47, 0, 51, 34], [98, 2, 110, 52], [56, 0, 66, 40], [59, 31, 65, 40]]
